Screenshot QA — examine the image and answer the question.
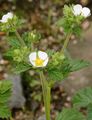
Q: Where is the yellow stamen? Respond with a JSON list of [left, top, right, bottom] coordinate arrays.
[[35, 57, 44, 66]]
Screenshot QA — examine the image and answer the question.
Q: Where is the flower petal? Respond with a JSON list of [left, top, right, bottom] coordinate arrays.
[[73, 4, 82, 16], [29, 52, 36, 61], [0, 12, 13, 23], [29, 52, 37, 67], [38, 51, 48, 60], [1, 15, 8, 23], [82, 7, 91, 18], [7, 12, 13, 19], [43, 57, 49, 67]]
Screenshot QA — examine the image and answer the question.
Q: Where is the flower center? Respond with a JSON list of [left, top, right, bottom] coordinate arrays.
[[35, 57, 44, 66]]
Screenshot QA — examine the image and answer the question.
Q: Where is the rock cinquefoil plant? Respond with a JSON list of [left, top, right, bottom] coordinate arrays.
[[0, 4, 91, 120]]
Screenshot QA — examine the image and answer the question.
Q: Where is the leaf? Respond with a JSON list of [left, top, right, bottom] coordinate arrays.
[[56, 18, 64, 27], [13, 62, 31, 74], [56, 108, 85, 120], [48, 68, 64, 81], [0, 80, 12, 118], [0, 105, 11, 119], [87, 104, 92, 120], [70, 59, 90, 72], [8, 36, 21, 48], [72, 87, 92, 108], [0, 80, 12, 103]]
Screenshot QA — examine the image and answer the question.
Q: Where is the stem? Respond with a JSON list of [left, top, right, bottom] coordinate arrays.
[[39, 71, 51, 120], [31, 42, 34, 51], [10, 117, 13, 120], [61, 32, 72, 54], [15, 31, 26, 46]]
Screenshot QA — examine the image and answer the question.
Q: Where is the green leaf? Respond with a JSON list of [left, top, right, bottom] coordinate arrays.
[[56, 108, 85, 120], [72, 87, 92, 108], [13, 62, 31, 74], [0, 80, 12, 118], [87, 104, 92, 120], [70, 59, 90, 72], [0, 80, 12, 103], [8, 36, 21, 48], [4, 49, 14, 61], [48, 68, 64, 81], [0, 105, 11, 119]]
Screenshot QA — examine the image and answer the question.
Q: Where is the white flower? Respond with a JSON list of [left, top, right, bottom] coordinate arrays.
[[29, 51, 49, 67], [73, 4, 91, 18], [0, 12, 13, 23], [81, 7, 91, 18], [73, 4, 82, 16]]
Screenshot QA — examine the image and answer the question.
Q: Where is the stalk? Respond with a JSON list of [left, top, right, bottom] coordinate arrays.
[[39, 71, 51, 120], [15, 31, 26, 46], [61, 32, 72, 54]]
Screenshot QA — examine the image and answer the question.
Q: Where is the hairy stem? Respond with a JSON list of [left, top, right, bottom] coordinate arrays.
[[61, 32, 72, 54], [15, 31, 26, 46], [39, 71, 51, 120]]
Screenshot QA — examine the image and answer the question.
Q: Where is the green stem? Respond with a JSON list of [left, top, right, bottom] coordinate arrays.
[[61, 32, 72, 54], [15, 31, 26, 46], [39, 71, 51, 120], [31, 42, 34, 51], [9, 22, 26, 46], [10, 117, 13, 120]]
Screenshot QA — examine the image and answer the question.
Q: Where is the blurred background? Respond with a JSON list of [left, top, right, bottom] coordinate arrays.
[[0, 0, 92, 120]]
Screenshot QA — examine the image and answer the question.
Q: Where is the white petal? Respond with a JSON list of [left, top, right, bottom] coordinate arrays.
[[38, 51, 48, 60], [82, 7, 91, 18], [1, 15, 8, 23], [7, 12, 13, 19], [73, 4, 82, 16], [43, 57, 49, 67], [30, 61, 36, 67], [29, 52, 37, 66], [0, 12, 13, 23], [29, 52, 36, 61]]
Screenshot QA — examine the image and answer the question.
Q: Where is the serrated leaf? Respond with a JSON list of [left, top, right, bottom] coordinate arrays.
[[0, 80, 12, 103], [13, 62, 31, 74], [0, 80, 12, 118], [8, 36, 21, 48], [56, 108, 85, 120], [4, 49, 14, 58], [72, 87, 92, 108], [56, 18, 64, 27], [87, 104, 92, 120], [48, 69, 64, 81], [0, 105, 11, 119], [70, 59, 90, 72]]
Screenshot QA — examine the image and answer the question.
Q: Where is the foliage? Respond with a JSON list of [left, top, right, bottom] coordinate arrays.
[[47, 52, 90, 82], [72, 87, 92, 120], [56, 108, 85, 120], [87, 104, 92, 120], [0, 80, 12, 119], [72, 87, 92, 108]]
